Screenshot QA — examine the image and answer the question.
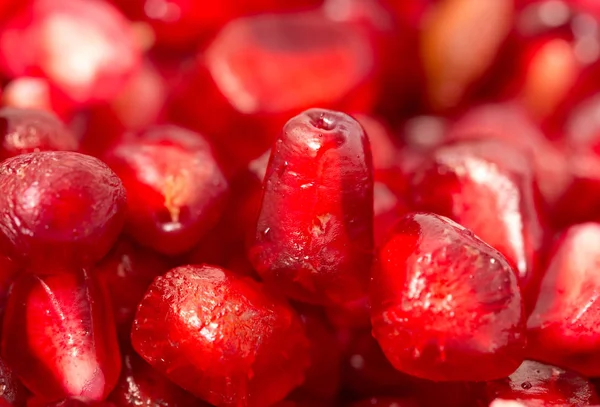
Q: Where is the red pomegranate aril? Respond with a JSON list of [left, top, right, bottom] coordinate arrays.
[[94, 238, 169, 337], [0, 151, 125, 268], [103, 125, 228, 255], [249, 108, 374, 305], [108, 345, 203, 407], [131, 265, 310, 407], [447, 103, 571, 207], [526, 222, 600, 376], [79, 60, 168, 158], [169, 11, 375, 165], [1, 78, 74, 121], [371, 212, 526, 381], [484, 360, 599, 406], [0, 107, 78, 160], [0, 0, 141, 105], [0, 151, 126, 268], [420, 0, 513, 111], [409, 139, 545, 288], [2, 269, 121, 401]]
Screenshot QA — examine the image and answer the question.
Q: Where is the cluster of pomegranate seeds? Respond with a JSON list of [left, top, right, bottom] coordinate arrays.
[[5, 0, 600, 406]]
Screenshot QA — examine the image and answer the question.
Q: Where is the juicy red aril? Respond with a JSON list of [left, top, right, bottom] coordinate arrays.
[[484, 360, 599, 406], [2, 269, 121, 401], [131, 265, 310, 407], [0, 107, 78, 160], [108, 344, 203, 407], [0, 0, 141, 105], [420, 0, 513, 111], [103, 125, 228, 255], [249, 108, 374, 305], [79, 60, 168, 158], [0, 151, 126, 268], [527, 222, 600, 376], [371, 212, 526, 381], [410, 139, 545, 288], [446, 103, 570, 208], [94, 238, 169, 338], [169, 11, 375, 165]]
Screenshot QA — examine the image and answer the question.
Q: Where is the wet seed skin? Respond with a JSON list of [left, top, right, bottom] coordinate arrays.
[[249, 108, 374, 305]]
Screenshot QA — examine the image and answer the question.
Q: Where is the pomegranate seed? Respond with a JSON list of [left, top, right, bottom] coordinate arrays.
[[112, 0, 323, 51], [2, 269, 121, 401], [0, 151, 126, 268], [527, 222, 600, 376], [103, 125, 228, 255], [108, 344, 203, 407], [131, 265, 310, 407], [79, 61, 168, 158], [447, 103, 571, 207], [169, 11, 375, 165], [484, 360, 599, 405], [0, 0, 141, 105], [420, 0, 513, 111], [371, 212, 526, 381], [409, 139, 545, 288], [94, 238, 169, 337], [0, 107, 78, 160], [1, 77, 73, 118], [249, 108, 374, 305], [349, 397, 418, 407]]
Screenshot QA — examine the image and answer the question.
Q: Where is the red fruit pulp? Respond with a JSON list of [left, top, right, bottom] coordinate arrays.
[[131, 265, 310, 407], [0, 151, 126, 268], [484, 360, 599, 406], [0, 0, 141, 105], [108, 345, 203, 407], [2, 269, 121, 401], [249, 108, 374, 305], [371, 212, 526, 381], [169, 11, 375, 165], [446, 103, 570, 207], [94, 238, 169, 337], [409, 139, 545, 288], [0, 107, 78, 160], [527, 223, 600, 376], [103, 125, 228, 255]]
